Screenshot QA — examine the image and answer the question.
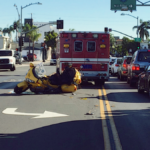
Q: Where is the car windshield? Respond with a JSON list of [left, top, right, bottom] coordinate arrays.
[[0, 51, 12, 56], [126, 57, 132, 64], [34, 63, 46, 77], [117, 59, 122, 64], [138, 52, 150, 62]]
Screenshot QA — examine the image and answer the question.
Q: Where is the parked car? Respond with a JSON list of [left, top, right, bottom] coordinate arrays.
[[0, 50, 16, 71], [137, 65, 150, 96], [111, 57, 122, 75], [27, 53, 37, 61], [127, 49, 150, 87], [50, 53, 56, 65], [109, 57, 116, 73], [14, 52, 24, 64], [117, 56, 132, 80]]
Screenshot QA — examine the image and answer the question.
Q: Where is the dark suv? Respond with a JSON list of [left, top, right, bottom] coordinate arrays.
[[127, 49, 150, 86]]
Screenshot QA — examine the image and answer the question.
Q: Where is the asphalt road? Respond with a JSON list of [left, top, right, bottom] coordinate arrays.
[[0, 64, 150, 150]]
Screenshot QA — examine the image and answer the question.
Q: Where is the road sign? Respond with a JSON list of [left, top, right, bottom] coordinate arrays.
[[134, 38, 141, 42], [111, 0, 136, 11]]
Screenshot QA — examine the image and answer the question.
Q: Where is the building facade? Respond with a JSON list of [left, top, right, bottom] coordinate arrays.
[[33, 22, 62, 43]]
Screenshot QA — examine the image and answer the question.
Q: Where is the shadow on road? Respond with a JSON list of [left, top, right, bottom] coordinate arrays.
[[0, 120, 104, 150]]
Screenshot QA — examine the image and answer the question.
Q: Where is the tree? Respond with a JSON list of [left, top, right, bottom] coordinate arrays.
[[44, 30, 58, 53], [13, 20, 20, 42], [133, 20, 150, 41], [109, 33, 115, 54], [69, 28, 75, 31], [2, 26, 15, 41], [23, 24, 41, 61]]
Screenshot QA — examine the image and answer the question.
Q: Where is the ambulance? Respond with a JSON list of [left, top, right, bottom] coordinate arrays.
[[56, 29, 110, 85]]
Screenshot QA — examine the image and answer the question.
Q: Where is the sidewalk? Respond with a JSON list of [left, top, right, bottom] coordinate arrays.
[[16, 59, 50, 67]]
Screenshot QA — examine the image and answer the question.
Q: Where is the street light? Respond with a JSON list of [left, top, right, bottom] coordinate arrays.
[[21, 2, 42, 34], [121, 13, 139, 38]]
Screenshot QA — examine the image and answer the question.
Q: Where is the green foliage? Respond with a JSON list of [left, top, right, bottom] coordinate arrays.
[[69, 28, 75, 31], [121, 37, 138, 56], [109, 33, 115, 53], [44, 30, 58, 50], [133, 20, 150, 40]]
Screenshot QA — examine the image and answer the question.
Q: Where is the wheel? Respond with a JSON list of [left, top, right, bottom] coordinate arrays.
[[127, 77, 130, 84], [14, 85, 28, 94], [117, 73, 120, 79], [130, 79, 134, 87], [10, 65, 15, 71], [148, 85, 150, 97], [137, 80, 144, 93], [120, 74, 124, 81]]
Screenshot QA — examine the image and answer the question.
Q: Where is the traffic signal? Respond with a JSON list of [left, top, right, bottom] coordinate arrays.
[[14, 23, 17, 29], [22, 38, 24, 46], [136, 42, 140, 49], [19, 37, 24, 47], [57, 20, 63, 29]]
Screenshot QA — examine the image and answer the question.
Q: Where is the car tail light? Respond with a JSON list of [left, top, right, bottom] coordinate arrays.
[[115, 64, 119, 67], [132, 64, 140, 71], [62, 33, 68, 38], [123, 71, 127, 74], [148, 50, 150, 52], [123, 64, 127, 68]]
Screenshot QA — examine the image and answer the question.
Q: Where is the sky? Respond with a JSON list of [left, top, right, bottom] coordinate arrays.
[[0, 0, 150, 40]]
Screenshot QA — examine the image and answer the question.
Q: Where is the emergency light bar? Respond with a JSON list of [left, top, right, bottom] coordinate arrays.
[[93, 34, 98, 38]]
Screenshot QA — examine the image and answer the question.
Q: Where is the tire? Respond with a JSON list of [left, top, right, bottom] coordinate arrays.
[[137, 80, 144, 93], [14, 85, 28, 94], [127, 77, 130, 84], [148, 85, 150, 98], [120, 74, 124, 81], [10, 65, 15, 71], [130, 79, 134, 87], [117, 73, 120, 79]]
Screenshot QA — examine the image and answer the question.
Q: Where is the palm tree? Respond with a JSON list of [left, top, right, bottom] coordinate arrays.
[[2, 26, 15, 41], [23, 23, 32, 54], [30, 31, 41, 61], [133, 20, 150, 40], [24, 25, 41, 61], [13, 20, 20, 41]]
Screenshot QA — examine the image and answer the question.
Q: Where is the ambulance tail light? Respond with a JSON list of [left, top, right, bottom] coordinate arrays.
[[62, 33, 68, 38]]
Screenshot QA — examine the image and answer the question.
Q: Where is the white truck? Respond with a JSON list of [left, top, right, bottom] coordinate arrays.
[[0, 50, 16, 71]]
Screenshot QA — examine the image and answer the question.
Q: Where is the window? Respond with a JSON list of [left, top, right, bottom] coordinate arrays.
[[74, 41, 82, 52], [126, 57, 132, 64], [87, 41, 96, 52], [138, 52, 150, 62], [0, 51, 12, 56], [117, 59, 122, 64]]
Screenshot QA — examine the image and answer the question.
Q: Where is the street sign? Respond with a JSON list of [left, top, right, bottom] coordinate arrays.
[[134, 38, 141, 42], [111, 0, 136, 11]]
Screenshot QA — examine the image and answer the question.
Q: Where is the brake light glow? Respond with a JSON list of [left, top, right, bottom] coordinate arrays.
[[115, 64, 119, 67], [148, 50, 150, 52], [132, 64, 140, 71], [62, 33, 68, 38], [123, 64, 127, 68]]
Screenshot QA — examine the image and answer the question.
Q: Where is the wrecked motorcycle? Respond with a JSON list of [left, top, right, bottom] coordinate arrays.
[[14, 63, 81, 94]]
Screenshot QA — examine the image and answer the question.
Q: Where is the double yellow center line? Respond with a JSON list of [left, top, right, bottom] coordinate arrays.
[[99, 86, 122, 150]]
